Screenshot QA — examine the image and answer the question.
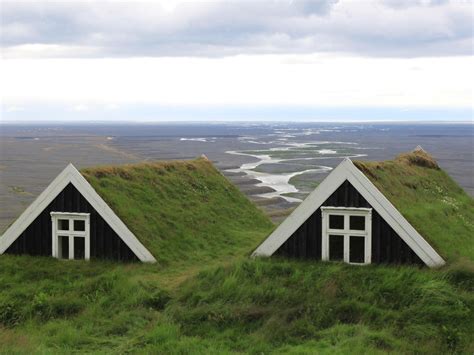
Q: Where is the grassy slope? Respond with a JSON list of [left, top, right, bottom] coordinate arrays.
[[354, 151, 474, 262], [0, 256, 472, 353], [81, 158, 274, 268], [171, 259, 474, 354], [1, 155, 473, 353]]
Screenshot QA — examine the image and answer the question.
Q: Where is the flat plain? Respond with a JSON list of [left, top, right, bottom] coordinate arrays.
[[0, 122, 472, 231]]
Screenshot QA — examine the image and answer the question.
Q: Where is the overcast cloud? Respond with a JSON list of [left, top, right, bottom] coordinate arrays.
[[2, 0, 472, 58], [1, 0, 472, 121]]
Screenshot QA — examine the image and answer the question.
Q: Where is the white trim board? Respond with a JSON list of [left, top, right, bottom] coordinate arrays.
[[51, 212, 91, 260], [321, 207, 372, 265], [251, 158, 445, 268], [0, 164, 156, 263]]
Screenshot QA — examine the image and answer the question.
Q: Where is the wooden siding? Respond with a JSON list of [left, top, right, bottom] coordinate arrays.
[[275, 180, 424, 265], [5, 183, 138, 261]]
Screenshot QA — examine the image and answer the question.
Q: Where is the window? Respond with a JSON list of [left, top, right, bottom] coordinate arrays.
[[51, 212, 90, 260], [74, 220, 85, 232], [329, 234, 344, 261], [58, 219, 69, 231], [329, 215, 344, 230], [321, 207, 372, 265]]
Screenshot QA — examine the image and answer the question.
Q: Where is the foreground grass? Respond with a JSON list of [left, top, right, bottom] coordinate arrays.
[[1, 255, 472, 354]]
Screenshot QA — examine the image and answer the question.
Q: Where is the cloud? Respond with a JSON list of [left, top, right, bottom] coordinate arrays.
[[71, 104, 89, 111], [2, 55, 472, 108], [382, 0, 449, 9], [5, 105, 25, 112], [1, 0, 472, 58]]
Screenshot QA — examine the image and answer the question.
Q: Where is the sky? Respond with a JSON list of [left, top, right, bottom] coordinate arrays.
[[1, 0, 473, 122]]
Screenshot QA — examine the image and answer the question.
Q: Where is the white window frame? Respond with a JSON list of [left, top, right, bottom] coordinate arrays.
[[51, 212, 90, 260], [321, 207, 372, 265]]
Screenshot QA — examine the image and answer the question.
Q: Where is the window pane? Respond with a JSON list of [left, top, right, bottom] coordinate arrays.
[[74, 237, 85, 260], [329, 235, 344, 261], [329, 215, 344, 230], [349, 236, 365, 263], [58, 219, 69, 231], [74, 220, 85, 231], [59, 235, 69, 259], [350, 216, 365, 231]]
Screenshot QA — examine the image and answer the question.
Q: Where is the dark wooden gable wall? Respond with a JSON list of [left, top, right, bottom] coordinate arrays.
[[5, 183, 138, 261], [275, 180, 424, 265]]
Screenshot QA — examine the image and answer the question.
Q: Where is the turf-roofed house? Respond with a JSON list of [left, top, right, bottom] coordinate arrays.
[[253, 147, 474, 268], [0, 157, 272, 263]]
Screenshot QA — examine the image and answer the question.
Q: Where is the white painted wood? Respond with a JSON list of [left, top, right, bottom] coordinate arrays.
[[343, 235, 349, 263], [0, 164, 156, 263], [321, 213, 328, 261], [321, 207, 371, 265], [51, 212, 90, 261], [68, 236, 74, 260], [85, 217, 90, 260], [321, 206, 372, 213], [366, 212, 372, 264], [251, 158, 445, 268], [51, 218, 56, 258]]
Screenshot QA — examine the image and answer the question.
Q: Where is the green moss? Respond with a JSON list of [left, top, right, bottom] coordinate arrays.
[[81, 158, 274, 267], [354, 152, 474, 262]]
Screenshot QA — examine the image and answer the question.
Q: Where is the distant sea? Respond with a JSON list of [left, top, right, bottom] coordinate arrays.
[[0, 122, 472, 230]]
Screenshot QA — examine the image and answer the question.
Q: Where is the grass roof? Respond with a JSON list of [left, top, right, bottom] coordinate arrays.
[[354, 150, 474, 262], [81, 158, 273, 267], [1, 154, 473, 353]]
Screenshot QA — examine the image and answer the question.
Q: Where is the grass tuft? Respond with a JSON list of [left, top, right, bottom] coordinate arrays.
[[169, 258, 474, 353]]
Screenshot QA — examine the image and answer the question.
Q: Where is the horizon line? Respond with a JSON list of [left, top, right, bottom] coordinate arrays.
[[1, 119, 473, 125]]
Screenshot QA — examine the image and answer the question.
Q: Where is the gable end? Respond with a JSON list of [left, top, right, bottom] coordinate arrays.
[[252, 159, 444, 267], [0, 164, 156, 262], [275, 180, 423, 265], [5, 183, 138, 261]]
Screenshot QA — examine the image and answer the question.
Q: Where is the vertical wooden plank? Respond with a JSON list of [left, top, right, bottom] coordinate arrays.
[[90, 211, 97, 259], [393, 227, 401, 263], [315, 210, 322, 260], [21, 230, 26, 253], [41, 210, 48, 255], [80, 193, 88, 213], [377, 214, 382, 263], [96, 213, 104, 258], [383, 222, 390, 263], [290, 232, 297, 257], [300, 226, 306, 258], [390, 228, 397, 263], [104, 221, 112, 260], [307, 213, 315, 258], [115, 227, 121, 260], [349, 182, 356, 207], [400, 239, 407, 263], [103, 217, 110, 259], [58, 187, 65, 211], [33, 216, 41, 255], [66, 184, 73, 212]]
